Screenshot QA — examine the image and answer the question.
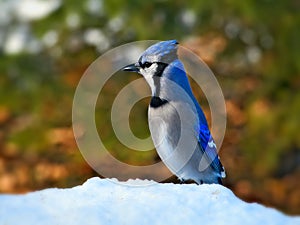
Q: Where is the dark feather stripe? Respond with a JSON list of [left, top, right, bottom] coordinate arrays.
[[154, 62, 168, 77], [150, 96, 168, 108], [152, 62, 168, 97]]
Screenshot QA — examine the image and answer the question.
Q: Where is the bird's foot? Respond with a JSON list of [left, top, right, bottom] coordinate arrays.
[[179, 179, 186, 184]]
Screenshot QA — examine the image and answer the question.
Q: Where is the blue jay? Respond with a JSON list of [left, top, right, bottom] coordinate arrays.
[[122, 40, 225, 184]]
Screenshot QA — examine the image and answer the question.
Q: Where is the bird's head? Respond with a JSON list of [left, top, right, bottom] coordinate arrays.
[[122, 40, 193, 99], [122, 40, 179, 79]]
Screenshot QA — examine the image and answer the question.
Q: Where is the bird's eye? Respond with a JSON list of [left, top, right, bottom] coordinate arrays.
[[143, 62, 152, 68]]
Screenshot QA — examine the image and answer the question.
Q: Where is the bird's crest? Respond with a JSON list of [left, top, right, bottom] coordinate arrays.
[[139, 40, 179, 65]]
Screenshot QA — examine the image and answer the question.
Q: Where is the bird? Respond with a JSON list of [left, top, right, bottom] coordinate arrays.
[[122, 40, 225, 184]]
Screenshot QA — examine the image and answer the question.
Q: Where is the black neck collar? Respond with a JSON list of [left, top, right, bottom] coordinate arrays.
[[150, 96, 169, 108]]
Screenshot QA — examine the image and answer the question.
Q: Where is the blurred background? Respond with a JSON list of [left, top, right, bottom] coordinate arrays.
[[0, 0, 299, 215]]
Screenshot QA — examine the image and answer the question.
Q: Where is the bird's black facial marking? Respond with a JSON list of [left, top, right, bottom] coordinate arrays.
[[153, 62, 168, 77], [138, 58, 152, 69], [138, 58, 168, 77], [138, 60, 153, 69], [150, 96, 169, 108], [143, 62, 152, 68]]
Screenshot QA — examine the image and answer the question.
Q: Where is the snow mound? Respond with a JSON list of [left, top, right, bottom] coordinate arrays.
[[0, 177, 299, 225]]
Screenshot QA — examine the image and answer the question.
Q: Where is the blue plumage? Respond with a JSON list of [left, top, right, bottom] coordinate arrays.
[[123, 40, 225, 184], [163, 57, 225, 178]]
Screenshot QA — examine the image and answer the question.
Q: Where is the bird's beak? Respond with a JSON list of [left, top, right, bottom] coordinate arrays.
[[122, 63, 140, 73]]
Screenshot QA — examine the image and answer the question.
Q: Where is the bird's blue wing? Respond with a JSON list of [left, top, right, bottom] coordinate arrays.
[[198, 123, 225, 177]]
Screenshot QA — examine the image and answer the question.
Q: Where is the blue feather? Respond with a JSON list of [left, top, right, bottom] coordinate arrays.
[[164, 58, 224, 177]]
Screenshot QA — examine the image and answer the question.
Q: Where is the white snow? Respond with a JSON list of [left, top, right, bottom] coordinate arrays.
[[0, 177, 299, 225]]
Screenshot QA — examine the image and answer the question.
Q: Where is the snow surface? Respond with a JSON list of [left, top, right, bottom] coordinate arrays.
[[0, 177, 299, 225]]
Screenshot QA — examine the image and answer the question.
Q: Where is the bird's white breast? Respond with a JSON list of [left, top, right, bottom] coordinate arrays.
[[148, 100, 200, 176]]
